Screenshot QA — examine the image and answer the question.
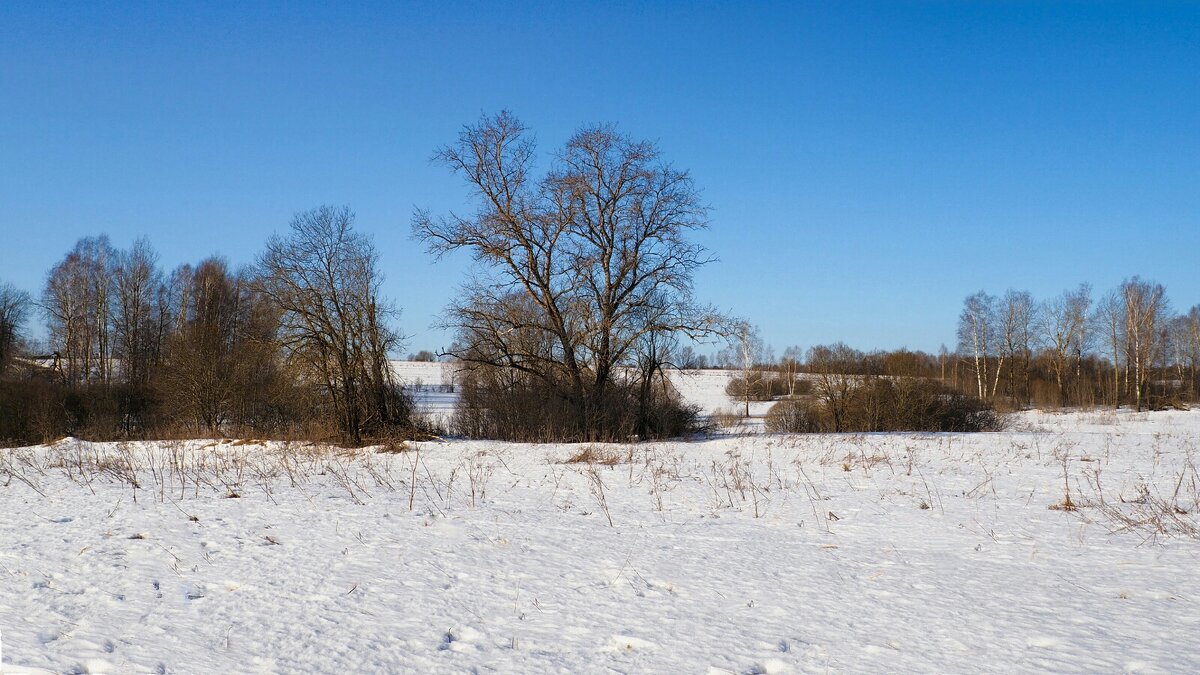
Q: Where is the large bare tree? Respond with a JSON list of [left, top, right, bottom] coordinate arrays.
[[260, 205, 405, 444], [415, 112, 723, 439]]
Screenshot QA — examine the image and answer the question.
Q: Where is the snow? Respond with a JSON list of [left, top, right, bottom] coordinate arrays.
[[3, 402, 1200, 672]]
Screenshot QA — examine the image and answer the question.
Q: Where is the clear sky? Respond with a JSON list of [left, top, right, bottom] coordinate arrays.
[[2, 1, 1197, 355]]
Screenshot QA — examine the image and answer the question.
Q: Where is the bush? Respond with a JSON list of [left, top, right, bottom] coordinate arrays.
[[451, 367, 701, 442], [710, 407, 746, 429], [0, 380, 70, 446], [764, 399, 822, 433], [886, 378, 1004, 432], [725, 373, 809, 401], [765, 378, 1003, 434]]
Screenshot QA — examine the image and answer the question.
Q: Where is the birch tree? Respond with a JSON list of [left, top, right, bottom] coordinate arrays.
[[957, 291, 999, 400], [723, 323, 765, 416], [41, 236, 118, 384], [1036, 284, 1090, 407], [1093, 289, 1125, 408], [1121, 277, 1168, 411], [1175, 306, 1200, 399], [998, 289, 1035, 405]]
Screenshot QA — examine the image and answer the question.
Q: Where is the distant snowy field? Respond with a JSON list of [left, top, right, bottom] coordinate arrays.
[[3, 370, 1200, 672], [392, 360, 772, 430]]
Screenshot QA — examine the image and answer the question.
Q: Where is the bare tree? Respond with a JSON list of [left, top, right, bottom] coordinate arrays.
[[1035, 284, 1091, 407], [1171, 305, 1200, 400], [807, 343, 864, 432], [957, 291, 1000, 400], [156, 259, 275, 432], [1093, 289, 1125, 408], [781, 345, 805, 397], [998, 289, 1036, 405], [0, 282, 32, 375], [260, 205, 406, 444], [721, 323, 766, 416], [41, 236, 117, 384], [1121, 277, 1168, 411], [676, 345, 703, 369], [113, 238, 168, 385], [415, 111, 724, 440]]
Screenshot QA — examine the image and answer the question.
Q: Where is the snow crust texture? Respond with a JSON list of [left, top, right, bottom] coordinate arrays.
[[2, 409, 1199, 673]]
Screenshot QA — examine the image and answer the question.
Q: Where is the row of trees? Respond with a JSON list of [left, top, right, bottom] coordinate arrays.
[[715, 276, 1196, 426], [1, 207, 406, 445], [956, 280, 1197, 410]]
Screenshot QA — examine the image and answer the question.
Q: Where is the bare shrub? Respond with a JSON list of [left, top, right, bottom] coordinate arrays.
[[451, 366, 700, 442], [711, 407, 746, 430], [763, 378, 1001, 433], [1084, 455, 1200, 540], [764, 399, 821, 433]]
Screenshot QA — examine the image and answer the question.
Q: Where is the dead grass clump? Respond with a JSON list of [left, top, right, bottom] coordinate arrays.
[[824, 449, 891, 472], [711, 407, 746, 429], [563, 445, 624, 466], [1083, 455, 1200, 541]]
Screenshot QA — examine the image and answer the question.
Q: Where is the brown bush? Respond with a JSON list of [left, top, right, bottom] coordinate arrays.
[[765, 378, 1002, 434], [764, 398, 822, 433], [451, 367, 701, 442]]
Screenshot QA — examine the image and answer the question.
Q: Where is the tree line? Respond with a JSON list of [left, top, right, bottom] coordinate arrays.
[[713, 278, 1197, 431], [954, 281, 1197, 411], [1, 206, 406, 446]]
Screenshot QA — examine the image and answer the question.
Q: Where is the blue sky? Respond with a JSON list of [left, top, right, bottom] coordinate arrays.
[[2, 1, 1197, 355]]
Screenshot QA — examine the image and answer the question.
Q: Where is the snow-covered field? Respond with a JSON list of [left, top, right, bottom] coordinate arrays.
[[3, 379, 1200, 672]]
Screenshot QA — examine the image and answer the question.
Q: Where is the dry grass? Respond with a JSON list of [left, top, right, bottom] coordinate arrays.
[[711, 407, 746, 429], [562, 445, 626, 466]]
